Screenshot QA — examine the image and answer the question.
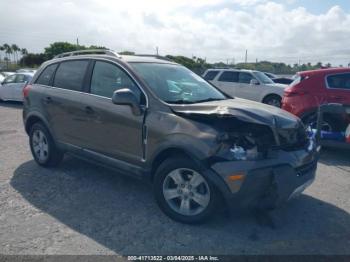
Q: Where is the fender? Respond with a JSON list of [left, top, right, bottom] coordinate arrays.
[[24, 110, 57, 140]]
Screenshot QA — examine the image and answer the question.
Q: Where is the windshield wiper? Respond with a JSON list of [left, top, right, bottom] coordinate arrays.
[[193, 98, 226, 103], [164, 100, 196, 104]]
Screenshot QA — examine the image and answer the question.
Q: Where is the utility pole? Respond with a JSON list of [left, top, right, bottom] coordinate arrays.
[[76, 37, 79, 48], [156, 46, 159, 56], [245, 49, 248, 63]]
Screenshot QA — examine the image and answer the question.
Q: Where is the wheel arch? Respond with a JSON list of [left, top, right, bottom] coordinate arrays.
[[262, 93, 282, 103], [25, 112, 52, 135]]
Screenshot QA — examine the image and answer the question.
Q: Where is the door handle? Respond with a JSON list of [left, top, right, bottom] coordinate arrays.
[[85, 106, 94, 114], [44, 97, 52, 104]]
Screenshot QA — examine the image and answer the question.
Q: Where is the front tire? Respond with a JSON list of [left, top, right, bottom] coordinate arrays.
[[263, 95, 282, 108], [29, 122, 64, 167], [153, 156, 220, 224]]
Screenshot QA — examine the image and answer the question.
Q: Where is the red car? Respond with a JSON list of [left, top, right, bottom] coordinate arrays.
[[282, 68, 350, 131]]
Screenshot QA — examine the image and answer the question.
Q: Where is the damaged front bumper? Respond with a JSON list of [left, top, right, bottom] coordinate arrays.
[[210, 148, 319, 209]]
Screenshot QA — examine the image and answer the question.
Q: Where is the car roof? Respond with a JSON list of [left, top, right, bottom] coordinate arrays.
[[48, 54, 177, 65], [299, 67, 350, 76], [206, 68, 257, 73]]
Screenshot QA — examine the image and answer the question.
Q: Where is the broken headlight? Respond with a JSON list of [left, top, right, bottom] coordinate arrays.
[[215, 133, 263, 161], [230, 145, 259, 161]]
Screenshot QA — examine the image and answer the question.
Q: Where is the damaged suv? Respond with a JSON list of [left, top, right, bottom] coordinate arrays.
[[23, 50, 319, 223]]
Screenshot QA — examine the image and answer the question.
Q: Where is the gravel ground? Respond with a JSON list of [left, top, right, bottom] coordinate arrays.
[[0, 102, 349, 255]]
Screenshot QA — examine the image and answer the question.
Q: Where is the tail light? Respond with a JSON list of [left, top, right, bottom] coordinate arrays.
[[23, 84, 32, 98]]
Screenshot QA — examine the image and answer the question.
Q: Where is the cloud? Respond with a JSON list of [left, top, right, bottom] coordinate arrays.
[[1, 0, 350, 65]]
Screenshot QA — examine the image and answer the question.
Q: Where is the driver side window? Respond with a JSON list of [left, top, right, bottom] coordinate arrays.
[[90, 61, 141, 102], [238, 72, 254, 84]]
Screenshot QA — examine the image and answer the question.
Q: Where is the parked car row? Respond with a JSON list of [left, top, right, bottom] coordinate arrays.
[[203, 67, 350, 148]]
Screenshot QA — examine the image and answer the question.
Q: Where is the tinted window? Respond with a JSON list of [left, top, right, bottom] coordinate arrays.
[[239, 72, 254, 84], [218, 71, 239, 82], [36, 64, 58, 86], [15, 74, 26, 83], [90, 61, 141, 100], [53, 60, 89, 91], [204, 71, 219, 81], [327, 73, 350, 90]]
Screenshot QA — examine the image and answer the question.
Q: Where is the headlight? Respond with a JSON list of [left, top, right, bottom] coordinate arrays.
[[230, 145, 259, 161]]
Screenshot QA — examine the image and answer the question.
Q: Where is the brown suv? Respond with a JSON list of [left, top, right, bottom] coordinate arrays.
[[23, 50, 319, 223]]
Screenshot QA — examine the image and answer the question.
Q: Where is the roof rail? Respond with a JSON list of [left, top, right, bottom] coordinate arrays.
[[54, 49, 121, 59], [134, 54, 172, 61]]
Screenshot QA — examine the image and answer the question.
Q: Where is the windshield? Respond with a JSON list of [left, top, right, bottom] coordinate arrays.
[[254, 71, 275, 84], [130, 63, 227, 104]]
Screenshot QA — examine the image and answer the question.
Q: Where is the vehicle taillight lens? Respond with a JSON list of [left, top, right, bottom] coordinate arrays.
[[284, 86, 307, 97], [23, 84, 32, 98]]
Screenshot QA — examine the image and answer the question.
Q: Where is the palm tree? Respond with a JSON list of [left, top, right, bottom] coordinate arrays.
[[21, 48, 28, 56], [11, 44, 20, 64], [20, 48, 28, 65], [3, 44, 11, 63], [0, 45, 4, 63]]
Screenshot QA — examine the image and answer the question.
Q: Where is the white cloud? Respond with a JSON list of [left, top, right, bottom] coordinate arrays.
[[1, 0, 350, 65]]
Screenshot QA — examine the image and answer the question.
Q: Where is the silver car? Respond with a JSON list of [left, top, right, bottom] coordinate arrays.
[[203, 69, 287, 107], [0, 73, 33, 102]]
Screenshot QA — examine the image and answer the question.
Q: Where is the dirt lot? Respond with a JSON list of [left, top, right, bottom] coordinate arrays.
[[0, 102, 349, 255]]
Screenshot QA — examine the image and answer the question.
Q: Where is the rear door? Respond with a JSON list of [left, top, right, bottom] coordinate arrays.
[[45, 60, 91, 147], [325, 73, 350, 105], [213, 71, 239, 97], [81, 60, 145, 165]]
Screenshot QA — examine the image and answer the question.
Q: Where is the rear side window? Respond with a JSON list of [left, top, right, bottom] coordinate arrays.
[[327, 73, 350, 90], [218, 71, 239, 82], [15, 74, 26, 83], [238, 72, 254, 84], [53, 60, 89, 91], [90, 61, 141, 101], [36, 64, 58, 86], [204, 71, 219, 81]]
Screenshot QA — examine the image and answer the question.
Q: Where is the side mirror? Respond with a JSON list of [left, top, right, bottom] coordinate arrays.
[[250, 79, 260, 85], [112, 88, 143, 115]]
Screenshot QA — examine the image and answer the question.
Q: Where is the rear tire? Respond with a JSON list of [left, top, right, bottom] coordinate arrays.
[[153, 156, 220, 224], [302, 113, 345, 132], [263, 95, 282, 108], [29, 122, 64, 167]]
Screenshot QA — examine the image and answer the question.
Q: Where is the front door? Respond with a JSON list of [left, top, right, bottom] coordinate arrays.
[[236, 72, 261, 102], [82, 60, 145, 165]]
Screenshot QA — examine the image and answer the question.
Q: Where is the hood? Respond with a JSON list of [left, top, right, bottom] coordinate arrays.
[[170, 98, 300, 129]]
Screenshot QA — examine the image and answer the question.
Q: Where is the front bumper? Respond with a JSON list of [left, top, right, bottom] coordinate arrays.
[[210, 148, 318, 209]]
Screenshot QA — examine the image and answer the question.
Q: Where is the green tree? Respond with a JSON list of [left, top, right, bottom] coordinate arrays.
[[44, 42, 80, 59]]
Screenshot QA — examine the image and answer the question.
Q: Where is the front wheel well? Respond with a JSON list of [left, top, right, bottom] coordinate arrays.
[[262, 94, 282, 103], [150, 148, 196, 182]]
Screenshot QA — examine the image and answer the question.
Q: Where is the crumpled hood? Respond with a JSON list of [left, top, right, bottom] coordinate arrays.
[[170, 98, 301, 129]]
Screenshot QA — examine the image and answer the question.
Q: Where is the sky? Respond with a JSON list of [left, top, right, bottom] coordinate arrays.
[[1, 0, 350, 66]]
